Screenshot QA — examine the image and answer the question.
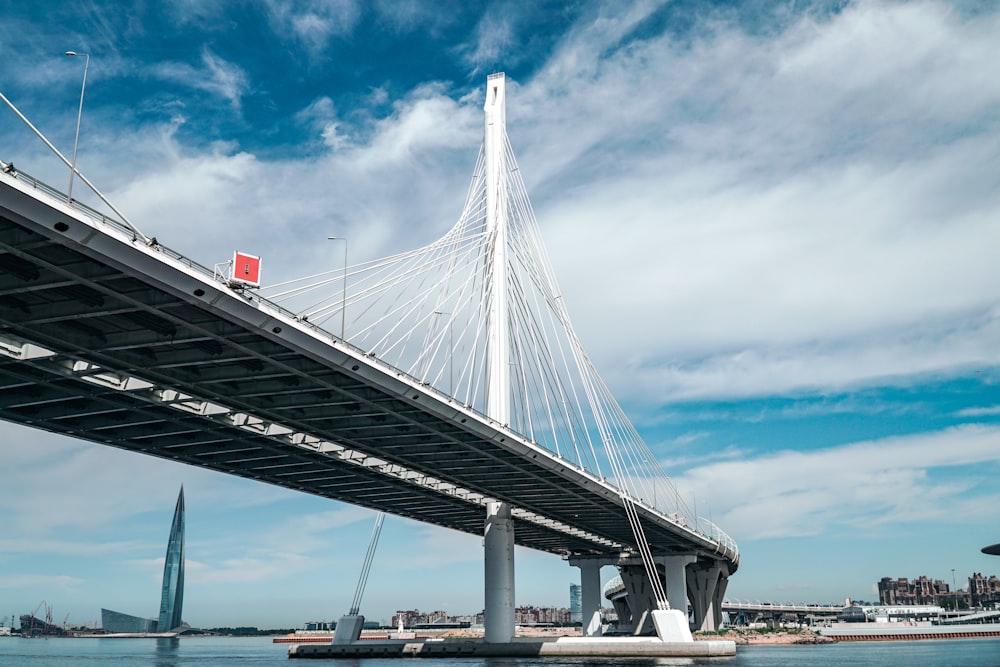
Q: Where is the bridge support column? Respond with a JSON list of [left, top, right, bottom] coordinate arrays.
[[618, 565, 658, 635], [688, 563, 725, 632], [484, 501, 515, 642], [660, 555, 697, 618], [569, 557, 612, 637], [712, 572, 729, 630]]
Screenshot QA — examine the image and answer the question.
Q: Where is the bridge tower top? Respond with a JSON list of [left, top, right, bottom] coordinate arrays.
[[485, 72, 509, 426]]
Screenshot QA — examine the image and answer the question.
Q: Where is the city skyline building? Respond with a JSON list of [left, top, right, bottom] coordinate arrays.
[[569, 584, 582, 624], [878, 576, 950, 606], [102, 487, 186, 633], [158, 486, 185, 631], [969, 573, 1000, 607], [877, 571, 1000, 609]]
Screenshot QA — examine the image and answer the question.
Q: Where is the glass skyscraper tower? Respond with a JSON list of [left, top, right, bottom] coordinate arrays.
[[158, 486, 185, 631], [570, 583, 582, 624], [101, 486, 186, 634]]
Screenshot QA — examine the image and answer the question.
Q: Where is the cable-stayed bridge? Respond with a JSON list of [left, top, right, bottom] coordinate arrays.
[[0, 74, 737, 642]]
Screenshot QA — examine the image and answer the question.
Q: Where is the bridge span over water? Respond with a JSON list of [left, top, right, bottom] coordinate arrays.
[[0, 74, 737, 642]]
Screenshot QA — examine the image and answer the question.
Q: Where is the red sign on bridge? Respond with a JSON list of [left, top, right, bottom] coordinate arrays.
[[231, 251, 261, 287]]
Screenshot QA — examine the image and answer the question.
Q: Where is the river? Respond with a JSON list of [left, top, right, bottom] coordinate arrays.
[[0, 636, 998, 666]]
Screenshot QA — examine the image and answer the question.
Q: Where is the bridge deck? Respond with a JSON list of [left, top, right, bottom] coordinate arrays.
[[0, 171, 736, 567]]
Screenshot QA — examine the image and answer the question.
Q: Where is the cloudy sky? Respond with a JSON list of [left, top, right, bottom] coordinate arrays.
[[2, 0, 999, 629]]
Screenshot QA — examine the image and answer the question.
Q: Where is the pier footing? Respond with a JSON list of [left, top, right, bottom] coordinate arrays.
[[288, 637, 736, 659]]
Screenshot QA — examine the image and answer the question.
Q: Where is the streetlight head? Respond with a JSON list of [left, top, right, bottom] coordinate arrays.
[[66, 51, 77, 56]]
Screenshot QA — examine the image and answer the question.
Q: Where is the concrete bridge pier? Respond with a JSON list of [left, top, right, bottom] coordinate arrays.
[[688, 563, 729, 631], [614, 555, 697, 635], [484, 501, 515, 642], [660, 555, 698, 616], [569, 556, 615, 636], [617, 564, 658, 635]]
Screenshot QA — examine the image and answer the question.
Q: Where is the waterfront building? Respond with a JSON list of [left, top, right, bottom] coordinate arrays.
[[839, 604, 943, 623], [102, 487, 186, 633], [303, 621, 335, 631], [100, 609, 157, 633]]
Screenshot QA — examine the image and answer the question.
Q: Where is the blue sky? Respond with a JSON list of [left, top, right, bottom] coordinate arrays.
[[2, 0, 1000, 629]]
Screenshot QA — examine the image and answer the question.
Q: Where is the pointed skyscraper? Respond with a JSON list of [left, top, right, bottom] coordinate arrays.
[[157, 486, 185, 632]]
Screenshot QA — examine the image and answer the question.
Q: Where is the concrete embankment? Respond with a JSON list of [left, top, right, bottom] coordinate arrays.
[[818, 623, 1000, 641]]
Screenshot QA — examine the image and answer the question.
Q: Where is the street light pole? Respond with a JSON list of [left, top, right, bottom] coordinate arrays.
[[328, 237, 348, 339], [65, 51, 90, 202]]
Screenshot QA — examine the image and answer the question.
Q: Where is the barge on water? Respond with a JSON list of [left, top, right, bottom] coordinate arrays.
[[819, 622, 1000, 642], [287, 636, 737, 659]]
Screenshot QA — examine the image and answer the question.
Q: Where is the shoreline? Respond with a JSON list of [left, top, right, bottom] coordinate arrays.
[[695, 629, 834, 645]]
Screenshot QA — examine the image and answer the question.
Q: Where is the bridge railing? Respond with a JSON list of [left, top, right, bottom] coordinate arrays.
[[698, 518, 739, 563]]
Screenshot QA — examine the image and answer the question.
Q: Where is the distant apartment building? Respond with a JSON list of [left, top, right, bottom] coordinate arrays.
[[394, 605, 576, 628], [514, 605, 572, 625], [391, 609, 464, 628], [969, 572, 1000, 607], [392, 609, 427, 628], [878, 572, 1000, 608], [878, 576, 950, 606]]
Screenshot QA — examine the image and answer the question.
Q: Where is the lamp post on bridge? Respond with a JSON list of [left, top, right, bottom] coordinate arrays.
[[65, 51, 90, 202], [328, 236, 348, 339]]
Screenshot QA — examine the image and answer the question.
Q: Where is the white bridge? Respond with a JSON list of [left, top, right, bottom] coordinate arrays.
[[0, 74, 737, 641]]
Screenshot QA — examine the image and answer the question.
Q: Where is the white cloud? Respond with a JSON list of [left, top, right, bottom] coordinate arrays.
[[261, 0, 361, 54], [295, 96, 351, 149], [465, 12, 514, 70], [0, 574, 84, 589], [187, 552, 317, 584], [348, 83, 479, 169], [0, 537, 148, 557], [956, 405, 1000, 418], [90, 81, 482, 287], [153, 49, 249, 110], [507, 0, 1000, 401], [390, 524, 482, 570], [371, 0, 462, 35], [677, 424, 1000, 541]]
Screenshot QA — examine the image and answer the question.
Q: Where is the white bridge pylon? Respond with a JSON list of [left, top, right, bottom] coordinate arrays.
[[263, 74, 736, 641]]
